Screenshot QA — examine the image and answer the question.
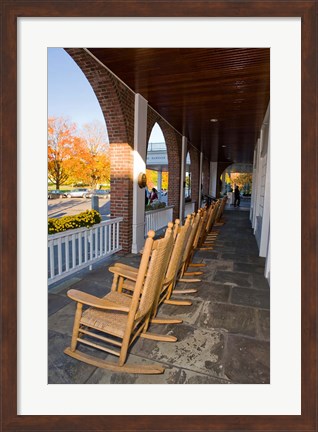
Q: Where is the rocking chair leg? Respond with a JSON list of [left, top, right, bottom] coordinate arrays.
[[70, 303, 83, 351], [64, 348, 164, 374], [184, 271, 203, 276], [178, 277, 201, 283], [188, 263, 206, 267], [173, 288, 198, 294], [164, 298, 192, 306], [140, 332, 177, 342]]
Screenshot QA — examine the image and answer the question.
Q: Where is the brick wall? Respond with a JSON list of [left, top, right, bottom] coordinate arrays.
[[110, 143, 133, 251]]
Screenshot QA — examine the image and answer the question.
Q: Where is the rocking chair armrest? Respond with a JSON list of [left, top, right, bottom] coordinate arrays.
[[67, 289, 130, 312], [108, 266, 139, 281]]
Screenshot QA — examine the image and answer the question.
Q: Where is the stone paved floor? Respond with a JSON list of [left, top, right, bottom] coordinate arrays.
[[48, 207, 270, 384]]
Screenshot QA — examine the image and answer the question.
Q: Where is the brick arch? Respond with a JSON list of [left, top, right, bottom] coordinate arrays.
[[188, 146, 200, 210], [64, 48, 131, 144], [147, 108, 181, 221], [64, 48, 135, 251]]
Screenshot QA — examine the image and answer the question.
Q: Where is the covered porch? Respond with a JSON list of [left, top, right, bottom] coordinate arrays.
[[48, 207, 269, 384]]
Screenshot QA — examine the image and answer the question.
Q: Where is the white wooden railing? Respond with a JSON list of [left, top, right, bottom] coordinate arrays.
[[144, 206, 174, 236], [48, 217, 123, 285], [184, 201, 196, 217]]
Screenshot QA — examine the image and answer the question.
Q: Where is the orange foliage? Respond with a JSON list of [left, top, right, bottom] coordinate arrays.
[[48, 117, 110, 188]]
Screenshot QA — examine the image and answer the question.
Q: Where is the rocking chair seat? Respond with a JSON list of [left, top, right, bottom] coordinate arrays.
[[81, 291, 133, 338], [81, 307, 128, 338]]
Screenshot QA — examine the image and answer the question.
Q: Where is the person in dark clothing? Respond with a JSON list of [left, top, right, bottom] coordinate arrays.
[[149, 188, 158, 203], [234, 185, 240, 207]]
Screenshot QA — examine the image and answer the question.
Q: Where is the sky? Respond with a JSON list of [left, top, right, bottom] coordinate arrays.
[[48, 48, 164, 143]]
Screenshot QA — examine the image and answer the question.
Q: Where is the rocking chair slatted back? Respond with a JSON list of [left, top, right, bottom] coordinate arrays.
[[216, 196, 228, 222], [136, 226, 174, 319], [181, 211, 201, 269]]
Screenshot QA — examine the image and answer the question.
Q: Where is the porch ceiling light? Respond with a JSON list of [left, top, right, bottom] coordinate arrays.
[[210, 118, 218, 122]]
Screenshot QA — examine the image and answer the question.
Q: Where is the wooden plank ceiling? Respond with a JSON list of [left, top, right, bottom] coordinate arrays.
[[88, 48, 270, 165]]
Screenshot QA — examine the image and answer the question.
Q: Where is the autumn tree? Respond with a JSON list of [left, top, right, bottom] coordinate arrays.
[[48, 117, 76, 189], [63, 136, 91, 185], [79, 120, 110, 187], [146, 169, 158, 190], [48, 118, 110, 189], [162, 172, 169, 190], [231, 172, 253, 194]]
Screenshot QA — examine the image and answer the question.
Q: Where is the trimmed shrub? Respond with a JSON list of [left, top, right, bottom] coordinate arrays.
[[48, 210, 101, 235], [145, 201, 167, 212]]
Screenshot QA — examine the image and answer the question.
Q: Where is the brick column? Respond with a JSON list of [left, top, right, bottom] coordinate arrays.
[[110, 143, 133, 252]]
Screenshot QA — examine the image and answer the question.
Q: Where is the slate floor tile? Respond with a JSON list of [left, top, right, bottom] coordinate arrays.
[[231, 287, 270, 309], [158, 299, 204, 325], [131, 324, 227, 380], [213, 270, 251, 287], [48, 293, 72, 316], [48, 302, 77, 337], [224, 335, 270, 384], [234, 262, 265, 274], [48, 331, 100, 384], [185, 281, 230, 303], [257, 309, 270, 340], [198, 301, 257, 337], [250, 273, 270, 290]]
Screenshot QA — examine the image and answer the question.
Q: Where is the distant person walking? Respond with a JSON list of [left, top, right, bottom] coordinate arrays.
[[149, 187, 158, 203], [234, 185, 240, 207]]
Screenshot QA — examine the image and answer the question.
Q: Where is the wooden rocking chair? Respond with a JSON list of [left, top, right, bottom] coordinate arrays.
[[109, 216, 194, 317], [198, 200, 221, 247], [64, 227, 175, 374], [214, 196, 228, 225]]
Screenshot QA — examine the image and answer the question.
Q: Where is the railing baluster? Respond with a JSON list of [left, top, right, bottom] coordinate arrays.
[[65, 235, 69, 272], [57, 238, 62, 275], [84, 230, 88, 262], [104, 224, 107, 253], [78, 232, 82, 265], [108, 225, 111, 253], [89, 229, 93, 261], [49, 240, 54, 279], [95, 227, 98, 258], [99, 225, 103, 256], [116, 222, 119, 249], [72, 234, 76, 268]]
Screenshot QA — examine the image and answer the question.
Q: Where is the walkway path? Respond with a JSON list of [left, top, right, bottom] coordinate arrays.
[[48, 208, 270, 384]]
